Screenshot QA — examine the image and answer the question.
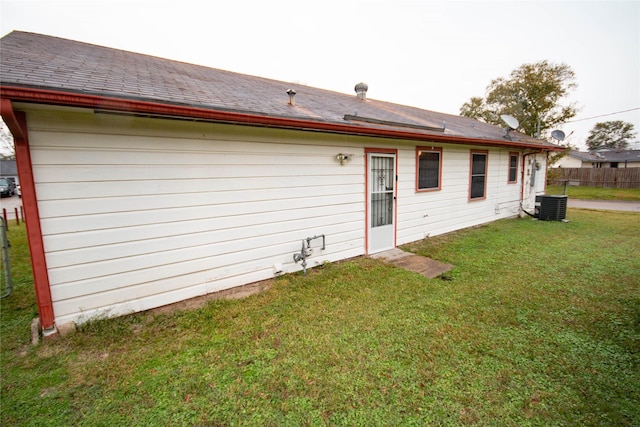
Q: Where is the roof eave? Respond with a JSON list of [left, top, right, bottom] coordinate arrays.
[[0, 86, 563, 151]]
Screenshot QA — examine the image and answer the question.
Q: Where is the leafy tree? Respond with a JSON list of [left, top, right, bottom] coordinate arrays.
[[460, 60, 579, 139], [459, 97, 493, 123], [585, 120, 636, 151], [0, 119, 15, 160]]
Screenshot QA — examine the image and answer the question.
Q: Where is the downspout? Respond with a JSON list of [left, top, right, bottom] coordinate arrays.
[[0, 99, 56, 336], [520, 150, 544, 217]]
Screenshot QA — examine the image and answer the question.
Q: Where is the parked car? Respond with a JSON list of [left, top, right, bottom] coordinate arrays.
[[0, 178, 15, 197], [16, 184, 21, 198]]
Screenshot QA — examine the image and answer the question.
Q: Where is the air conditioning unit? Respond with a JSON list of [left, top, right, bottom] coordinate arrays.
[[534, 195, 568, 221]]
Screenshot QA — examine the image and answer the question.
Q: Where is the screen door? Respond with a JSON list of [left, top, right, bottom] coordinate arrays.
[[367, 152, 396, 253]]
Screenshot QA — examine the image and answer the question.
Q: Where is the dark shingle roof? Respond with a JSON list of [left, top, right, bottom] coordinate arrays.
[[1, 31, 556, 148], [567, 149, 640, 164], [590, 149, 640, 163], [568, 151, 601, 162]]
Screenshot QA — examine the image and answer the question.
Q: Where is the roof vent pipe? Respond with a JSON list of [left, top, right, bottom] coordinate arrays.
[[355, 82, 368, 100], [286, 89, 296, 106]]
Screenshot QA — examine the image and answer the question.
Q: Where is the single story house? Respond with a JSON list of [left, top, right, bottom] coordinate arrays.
[[556, 149, 640, 168], [554, 151, 598, 168], [0, 32, 562, 335]]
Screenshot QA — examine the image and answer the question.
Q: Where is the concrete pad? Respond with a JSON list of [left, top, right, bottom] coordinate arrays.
[[371, 249, 453, 279], [370, 248, 413, 262]]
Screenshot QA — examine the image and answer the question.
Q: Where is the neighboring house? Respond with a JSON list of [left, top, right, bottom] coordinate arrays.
[[0, 159, 18, 184], [0, 31, 562, 335], [589, 148, 640, 168], [555, 149, 640, 168], [555, 151, 600, 168]]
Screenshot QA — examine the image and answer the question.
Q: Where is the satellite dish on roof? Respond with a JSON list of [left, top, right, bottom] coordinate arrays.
[[551, 130, 566, 141], [500, 114, 519, 130]]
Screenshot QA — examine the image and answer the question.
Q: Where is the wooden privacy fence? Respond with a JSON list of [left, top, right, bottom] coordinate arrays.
[[548, 168, 640, 189]]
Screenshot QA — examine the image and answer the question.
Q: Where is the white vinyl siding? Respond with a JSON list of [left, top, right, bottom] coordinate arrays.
[[25, 109, 366, 325]]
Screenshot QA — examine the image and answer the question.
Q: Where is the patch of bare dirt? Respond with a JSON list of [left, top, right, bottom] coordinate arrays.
[[149, 279, 273, 316]]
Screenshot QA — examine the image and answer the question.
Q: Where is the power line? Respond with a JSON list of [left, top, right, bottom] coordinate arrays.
[[566, 107, 640, 123]]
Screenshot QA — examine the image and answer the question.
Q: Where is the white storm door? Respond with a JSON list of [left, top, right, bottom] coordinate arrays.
[[368, 152, 396, 254]]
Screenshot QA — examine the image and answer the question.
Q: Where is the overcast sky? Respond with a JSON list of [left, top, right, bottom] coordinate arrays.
[[1, 0, 639, 150]]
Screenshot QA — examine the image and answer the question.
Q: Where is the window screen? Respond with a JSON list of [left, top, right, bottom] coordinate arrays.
[[416, 148, 442, 191]]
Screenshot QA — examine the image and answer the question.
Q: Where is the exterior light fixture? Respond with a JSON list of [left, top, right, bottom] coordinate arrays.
[[336, 153, 353, 165]]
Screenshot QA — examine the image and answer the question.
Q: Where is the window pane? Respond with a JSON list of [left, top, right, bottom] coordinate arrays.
[[418, 151, 440, 189], [471, 175, 485, 198], [510, 156, 518, 168], [472, 154, 486, 174], [509, 155, 518, 182]]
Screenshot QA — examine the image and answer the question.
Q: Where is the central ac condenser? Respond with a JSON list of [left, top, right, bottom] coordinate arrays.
[[534, 195, 568, 221]]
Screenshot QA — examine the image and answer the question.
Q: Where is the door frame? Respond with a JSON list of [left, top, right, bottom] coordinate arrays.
[[365, 148, 398, 255]]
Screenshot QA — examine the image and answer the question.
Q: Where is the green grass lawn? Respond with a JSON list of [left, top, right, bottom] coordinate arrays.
[[546, 185, 640, 201], [2, 210, 639, 426]]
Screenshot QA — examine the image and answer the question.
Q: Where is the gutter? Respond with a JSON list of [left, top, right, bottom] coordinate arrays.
[[1, 86, 564, 152], [0, 98, 56, 335]]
